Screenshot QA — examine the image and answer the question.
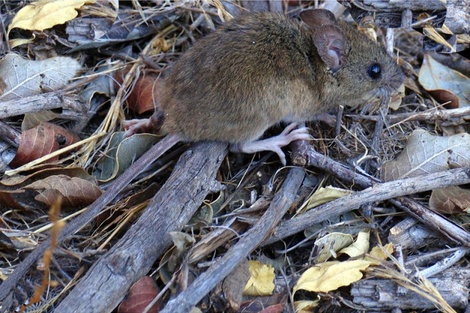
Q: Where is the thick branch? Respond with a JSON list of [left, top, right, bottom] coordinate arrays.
[[54, 141, 227, 313]]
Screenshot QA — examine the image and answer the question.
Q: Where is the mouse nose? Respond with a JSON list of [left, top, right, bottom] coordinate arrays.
[[381, 64, 405, 94]]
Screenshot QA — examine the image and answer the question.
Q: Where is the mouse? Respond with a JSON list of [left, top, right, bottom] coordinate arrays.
[[0, 9, 405, 302], [124, 8, 404, 165]]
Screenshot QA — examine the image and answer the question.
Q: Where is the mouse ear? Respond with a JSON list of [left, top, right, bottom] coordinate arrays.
[[300, 9, 338, 27], [312, 25, 350, 72]]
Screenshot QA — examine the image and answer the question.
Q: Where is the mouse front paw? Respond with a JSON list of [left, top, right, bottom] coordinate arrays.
[[123, 118, 153, 137]]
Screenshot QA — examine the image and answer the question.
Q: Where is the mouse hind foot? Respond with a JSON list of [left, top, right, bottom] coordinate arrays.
[[231, 123, 312, 165]]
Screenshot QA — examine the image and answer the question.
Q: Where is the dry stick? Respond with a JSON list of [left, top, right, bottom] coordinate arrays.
[[160, 167, 306, 313], [294, 143, 376, 188], [289, 143, 470, 246], [0, 135, 181, 304], [0, 93, 83, 119], [348, 106, 470, 125], [266, 167, 470, 246], [390, 197, 469, 243], [54, 141, 227, 313]]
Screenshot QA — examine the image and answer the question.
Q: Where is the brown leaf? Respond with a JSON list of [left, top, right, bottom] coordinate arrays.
[[25, 175, 102, 208], [0, 167, 100, 210], [10, 122, 80, 168], [115, 68, 159, 114], [118, 276, 160, 313], [429, 186, 470, 214], [222, 261, 250, 311], [239, 293, 288, 313], [258, 304, 285, 313], [0, 189, 29, 210]]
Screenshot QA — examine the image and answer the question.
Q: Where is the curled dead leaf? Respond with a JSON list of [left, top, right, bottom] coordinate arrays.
[[9, 122, 80, 168], [115, 68, 160, 115], [0, 167, 100, 210], [418, 53, 470, 108]]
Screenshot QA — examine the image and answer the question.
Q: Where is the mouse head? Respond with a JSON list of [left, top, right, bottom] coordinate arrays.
[[300, 9, 404, 107]]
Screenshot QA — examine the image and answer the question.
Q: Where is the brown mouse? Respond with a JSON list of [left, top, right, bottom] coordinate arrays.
[[0, 10, 405, 301], [125, 8, 403, 164]]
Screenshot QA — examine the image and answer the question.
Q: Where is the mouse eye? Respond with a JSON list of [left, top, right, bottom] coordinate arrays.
[[367, 63, 382, 79]]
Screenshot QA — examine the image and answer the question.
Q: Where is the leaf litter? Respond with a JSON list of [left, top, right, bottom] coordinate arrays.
[[0, 1, 470, 312]]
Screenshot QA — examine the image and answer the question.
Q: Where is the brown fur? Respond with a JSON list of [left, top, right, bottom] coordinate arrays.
[[157, 11, 403, 144]]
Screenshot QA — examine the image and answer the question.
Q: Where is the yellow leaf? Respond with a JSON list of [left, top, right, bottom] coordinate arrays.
[[365, 243, 394, 264], [313, 232, 353, 263], [243, 260, 275, 296], [339, 230, 370, 258], [9, 37, 35, 49], [8, 0, 96, 34], [293, 260, 372, 294], [304, 186, 351, 212], [294, 299, 321, 312]]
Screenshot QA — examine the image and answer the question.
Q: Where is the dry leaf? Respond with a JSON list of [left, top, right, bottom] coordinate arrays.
[[294, 299, 321, 313], [382, 129, 470, 181], [115, 69, 160, 114], [8, 0, 95, 33], [388, 84, 406, 110], [118, 276, 160, 313], [22, 110, 64, 131], [301, 186, 352, 213], [223, 261, 250, 312], [92, 132, 160, 182], [0, 53, 81, 101], [418, 53, 470, 108], [9, 122, 80, 168], [25, 175, 102, 208], [293, 260, 372, 294], [0, 231, 37, 251], [243, 260, 275, 296], [366, 243, 394, 264], [258, 304, 285, 313], [129, 75, 159, 114], [240, 299, 287, 313], [0, 167, 100, 210], [339, 230, 370, 258], [429, 186, 470, 214], [169, 231, 196, 253], [313, 232, 353, 263]]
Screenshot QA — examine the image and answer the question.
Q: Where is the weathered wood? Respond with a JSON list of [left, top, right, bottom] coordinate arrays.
[[53, 141, 227, 313], [266, 168, 470, 246], [445, 0, 470, 33], [0, 135, 186, 308], [161, 167, 306, 313], [339, 0, 447, 28], [351, 268, 470, 310], [0, 93, 85, 119], [388, 217, 437, 250]]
